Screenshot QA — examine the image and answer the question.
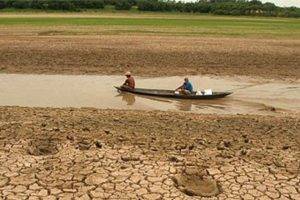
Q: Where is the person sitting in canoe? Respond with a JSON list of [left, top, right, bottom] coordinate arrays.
[[176, 77, 193, 95], [122, 71, 135, 90]]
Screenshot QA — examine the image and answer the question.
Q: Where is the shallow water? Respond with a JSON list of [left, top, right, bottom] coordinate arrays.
[[0, 74, 299, 115]]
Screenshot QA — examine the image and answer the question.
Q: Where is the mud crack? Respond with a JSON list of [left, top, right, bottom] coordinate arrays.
[[27, 139, 59, 156]]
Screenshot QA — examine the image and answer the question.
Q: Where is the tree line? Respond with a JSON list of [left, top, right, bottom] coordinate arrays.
[[0, 0, 133, 10], [0, 0, 299, 18], [137, 0, 300, 17]]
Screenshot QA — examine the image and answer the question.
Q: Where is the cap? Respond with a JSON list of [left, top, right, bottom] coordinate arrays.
[[125, 71, 131, 76]]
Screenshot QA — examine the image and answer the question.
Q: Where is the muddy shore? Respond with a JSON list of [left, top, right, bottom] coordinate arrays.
[[0, 35, 299, 80], [0, 106, 299, 199]]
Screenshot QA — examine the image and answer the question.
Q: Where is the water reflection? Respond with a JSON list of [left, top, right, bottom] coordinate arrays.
[[175, 99, 228, 112], [117, 93, 136, 105], [116, 91, 229, 112]]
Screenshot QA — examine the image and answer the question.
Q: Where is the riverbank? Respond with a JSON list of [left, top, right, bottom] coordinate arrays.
[[0, 106, 299, 199], [0, 35, 299, 80], [0, 13, 299, 80]]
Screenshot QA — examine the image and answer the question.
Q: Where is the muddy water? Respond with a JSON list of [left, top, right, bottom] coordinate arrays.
[[0, 74, 299, 115]]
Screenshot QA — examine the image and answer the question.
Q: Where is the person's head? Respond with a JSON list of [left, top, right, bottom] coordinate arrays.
[[125, 71, 131, 78], [184, 77, 189, 83]]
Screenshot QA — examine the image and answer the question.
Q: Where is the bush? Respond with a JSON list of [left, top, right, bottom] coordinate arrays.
[[194, 2, 212, 13], [3, 0, 105, 11], [5, 0, 31, 9], [137, 0, 176, 12], [44, 0, 75, 10], [115, 0, 132, 10], [31, 0, 55, 9], [0, 0, 6, 9], [109, 0, 137, 6], [30, 0, 44, 9], [72, 0, 105, 9], [104, 0, 117, 5], [137, 0, 157, 11], [128, 0, 137, 6], [279, 7, 300, 18]]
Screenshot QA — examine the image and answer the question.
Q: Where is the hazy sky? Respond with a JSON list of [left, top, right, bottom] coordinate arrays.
[[183, 1, 300, 7], [260, 0, 300, 7]]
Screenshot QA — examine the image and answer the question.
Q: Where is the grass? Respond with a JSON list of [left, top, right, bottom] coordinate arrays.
[[0, 10, 299, 38]]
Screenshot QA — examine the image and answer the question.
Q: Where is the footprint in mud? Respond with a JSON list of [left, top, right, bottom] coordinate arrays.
[[76, 140, 92, 151], [27, 139, 59, 156], [172, 170, 220, 197]]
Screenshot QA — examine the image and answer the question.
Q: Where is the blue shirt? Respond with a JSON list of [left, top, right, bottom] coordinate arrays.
[[183, 81, 193, 92]]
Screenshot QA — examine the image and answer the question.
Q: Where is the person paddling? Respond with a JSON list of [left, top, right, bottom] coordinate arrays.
[[122, 71, 135, 90], [176, 77, 193, 95]]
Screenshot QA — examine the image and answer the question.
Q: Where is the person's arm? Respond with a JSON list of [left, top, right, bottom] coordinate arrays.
[[123, 79, 129, 86], [176, 84, 184, 91]]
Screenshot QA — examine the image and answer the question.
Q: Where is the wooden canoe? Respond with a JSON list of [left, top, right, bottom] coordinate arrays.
[[115, 86, 232, 100]]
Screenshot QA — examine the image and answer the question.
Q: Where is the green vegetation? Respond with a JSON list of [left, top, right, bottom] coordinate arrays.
[[0, 14, 299, 38], [115, 0, 132, 10], [137, 0, 300, 18], [0, 0, 299, 18], [0, 0, 105, 10]]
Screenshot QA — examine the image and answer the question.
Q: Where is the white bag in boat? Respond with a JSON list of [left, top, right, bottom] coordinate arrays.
[[175, 91, 180, 95], [204, 89, 212, 95], [196, 91, 202, 95]]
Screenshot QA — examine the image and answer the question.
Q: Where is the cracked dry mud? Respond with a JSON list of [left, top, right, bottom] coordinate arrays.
[[0, 107, 299, 199]]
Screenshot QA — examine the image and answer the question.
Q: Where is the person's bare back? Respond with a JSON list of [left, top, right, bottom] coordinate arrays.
[[123, 71, 135, 89]]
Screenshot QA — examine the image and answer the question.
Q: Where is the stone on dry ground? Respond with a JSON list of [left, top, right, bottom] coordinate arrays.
[[0, 107, 299, 199]]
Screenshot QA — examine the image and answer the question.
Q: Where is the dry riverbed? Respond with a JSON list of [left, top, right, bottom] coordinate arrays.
[[0, 107, 299, 199], [0, 35, 299, 80]]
